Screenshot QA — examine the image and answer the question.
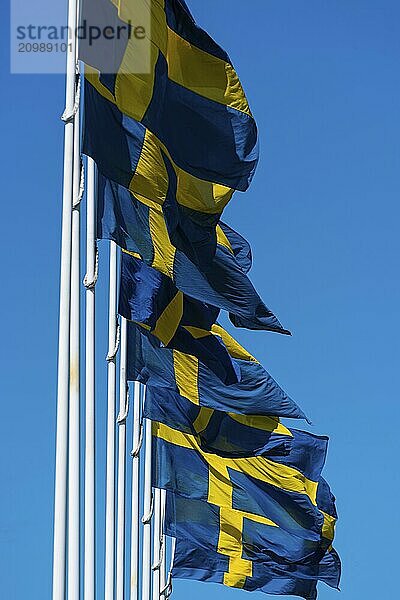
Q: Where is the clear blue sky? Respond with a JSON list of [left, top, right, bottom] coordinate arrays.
[[1, 1, 399, 598]]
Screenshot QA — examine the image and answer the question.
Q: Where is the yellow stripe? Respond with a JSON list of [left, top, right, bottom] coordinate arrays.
[[130, 129, 234, 214], [218, 508, 278, 588], [193, 407, 214, 434], [115, 0, 166, 121], [166, 27, 252, 117], [322, 511, 336, 541], [228, 414, 293, 438], [211, 325, 258, 363], [152, 291, 184, 346], [154, 422, 318, 505], [148, 208, 176, 277], [216, 224, 233, 254], [175, 166, 234, 213], [123, 249, 142, 261], [129, 129, 169, 206], [173, 351, 200, 405], [183, 326, 210, 340], [218, 509, 251, 588]]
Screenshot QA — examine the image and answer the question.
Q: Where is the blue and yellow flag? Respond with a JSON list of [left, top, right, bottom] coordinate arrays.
[[81, 0, 258, 191], [165, 487, 340, 599], [84, 85, 227, 268], [119, 252, 240, 384], [97, 172, 252, 273], [127, 322, 306, 421], [100, 175, 289, 334], [152, 421, 329, 534], [153, 421, 340, 598], [147, 391, 295, 458]]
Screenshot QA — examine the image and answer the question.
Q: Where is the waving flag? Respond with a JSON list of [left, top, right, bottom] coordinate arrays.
[[147, 393, 295, 458], [119, 252, 240, 384], [99, 175, 289, 334], [152, 421, 328, 523], [153, 421, 340, 597], [83, 79, 231, 265], [127, 322, 305, 420], [165, 490, 340, 599], [81, 0, 258, 191]]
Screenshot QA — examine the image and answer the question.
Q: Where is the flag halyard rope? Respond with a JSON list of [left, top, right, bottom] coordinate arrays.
[[61, 65, 81, 124], [83, 244, 99, 290], [106, 319, 121, 362]]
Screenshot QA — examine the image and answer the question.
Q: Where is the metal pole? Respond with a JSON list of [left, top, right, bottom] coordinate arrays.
[[142, 414, 152, 600], [159, 490, 167, 600], [152, 489, 161, 600], [84, 157, 97, 600], [116, 318, 128, 600], [105, 242, 118, 600], [53, 0, 78, 597], [68, 67, 81, 600], [130, 382, 142, 600]]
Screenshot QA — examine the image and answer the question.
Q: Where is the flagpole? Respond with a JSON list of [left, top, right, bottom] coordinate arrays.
[[142, 414, 153, 600], [130, 381, 142, 600], [116, 317, 128, 600], [68, 61, 82, 600], [159, 489, 167, 600], [52, 0, 78, 597], [84, 157, 97, 600], [152, 488, 161, 600], [105, 241, 118, 600]]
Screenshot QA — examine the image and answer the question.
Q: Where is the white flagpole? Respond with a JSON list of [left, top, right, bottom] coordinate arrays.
[[116, 317, 128, 600], [159, 490, 167, 600], [152, 488, 161, 600], [105, 242, 118, 600], [142, 414, 153, 600], [53, 0, 78, 597], [130, 381, 142, 600], [68, 62, 82, 600], [84, 157, 97, 600]]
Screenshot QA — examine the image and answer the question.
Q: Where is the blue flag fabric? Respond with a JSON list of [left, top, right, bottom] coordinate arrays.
[[97, 172, 251, 273], [165, 491, 340, 599], [119, 253, 240, 385], [127, 322, 306, 421], [152, 421, 329, 541], [154, 421, 340, 598], [146, 387, 295, 459], [99, 174, 290, 335], [80, 0, 258, 191]]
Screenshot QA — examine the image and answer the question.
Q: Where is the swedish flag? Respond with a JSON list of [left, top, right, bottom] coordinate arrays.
[[81, 0, 258, 191], [98, 172, 252, 272], [119, 252, 240, 384], [153, 422, 340, 598], [166, 490, 340, 599], [152, 422, 328, 523], [127, 322, 306, 421], [84, 80, 230, 268], [147, 393, 295, 458], [100, 175, 289, 334]]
